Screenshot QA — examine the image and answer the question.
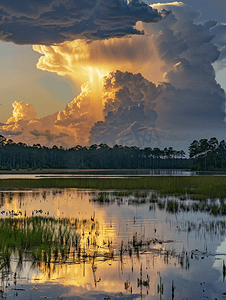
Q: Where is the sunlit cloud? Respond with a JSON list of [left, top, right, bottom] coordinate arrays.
[[55, 81, 104, 145], [33, 34, 166, 86], [1, 2, 226, 148], [6, 101, 37, 123]]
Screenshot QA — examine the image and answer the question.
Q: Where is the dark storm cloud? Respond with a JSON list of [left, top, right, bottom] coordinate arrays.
[[0, 130, 23, 136], [0, 0, 166, 45], [30, 129, 69, 141], [88, 103, 155, 146], [89, 70, 159, 145], [103, 70, 162, 114], [156, 84, 226, 130]]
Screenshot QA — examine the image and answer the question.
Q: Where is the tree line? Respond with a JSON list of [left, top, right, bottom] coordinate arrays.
[[0, 135, 190, 170], [189, 137, 226, 170]]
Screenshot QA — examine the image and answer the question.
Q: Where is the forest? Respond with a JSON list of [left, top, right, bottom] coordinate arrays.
[[0, 135, 189, 170], [189, 137, 226, 170], [0, 135, 226, 171]]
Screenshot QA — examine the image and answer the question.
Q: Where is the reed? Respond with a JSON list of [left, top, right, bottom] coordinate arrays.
[[0, 216, 79, 267], [92, 192, 110, 203], [166, 200, 179, 213]]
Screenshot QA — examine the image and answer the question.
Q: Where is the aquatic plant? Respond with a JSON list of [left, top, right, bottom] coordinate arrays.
[[166, 200, 179, 213], [134, 190, 148, 198], [0, 216, 79, 269], [92, 192, 110, 203], [112, 191, 133, 197]]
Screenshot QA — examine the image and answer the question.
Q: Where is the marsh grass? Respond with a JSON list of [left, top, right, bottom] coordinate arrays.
[[166, 200, 179, 213], [1, 176, 226, 199], [169, 199, 226, 216], [134, 190, 148, 198], [92, 192, 110, 203], [189, 194, 208, 201], [112, 191, 133, 197], [0, 216, 79, 270], [91, 189, 226, 216], [128, 198, 146, 205], [92, 190, 149, 204]]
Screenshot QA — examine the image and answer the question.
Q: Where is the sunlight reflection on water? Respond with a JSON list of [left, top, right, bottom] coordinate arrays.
[[0, 188, 225, 299]]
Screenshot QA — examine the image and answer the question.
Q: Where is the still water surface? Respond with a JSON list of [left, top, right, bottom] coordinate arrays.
[[0, 188, 225, 299], [1, 169, 226, 179]]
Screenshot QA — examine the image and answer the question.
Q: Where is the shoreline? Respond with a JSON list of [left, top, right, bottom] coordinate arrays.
[[0, 168, 191, 174]]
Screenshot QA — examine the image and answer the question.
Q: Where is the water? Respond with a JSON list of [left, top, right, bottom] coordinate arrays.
[[1, 169, 226, 179], [0, 188, 225, 299]]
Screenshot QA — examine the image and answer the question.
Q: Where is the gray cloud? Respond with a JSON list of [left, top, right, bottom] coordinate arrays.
[[103, 70, 162, 115], [89, 70, 159, 146], [146, 3, 226, 136], [30, 129, 69, 142], [211, 23, 226, 70], [116, 121, 161, 148], [0, 0, 166, 45], [155, 84, 226, 131], [146, 11, 221, 90], [0, 130, 23, 136], [89, 103, 157, 146]]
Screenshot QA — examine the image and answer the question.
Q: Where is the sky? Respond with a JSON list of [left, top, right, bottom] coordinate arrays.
[[0, 0, 226, 151]]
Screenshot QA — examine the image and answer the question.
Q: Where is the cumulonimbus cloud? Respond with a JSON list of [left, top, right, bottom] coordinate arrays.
[[0, 0, 167, 45], [1, 2, 226, 150]]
